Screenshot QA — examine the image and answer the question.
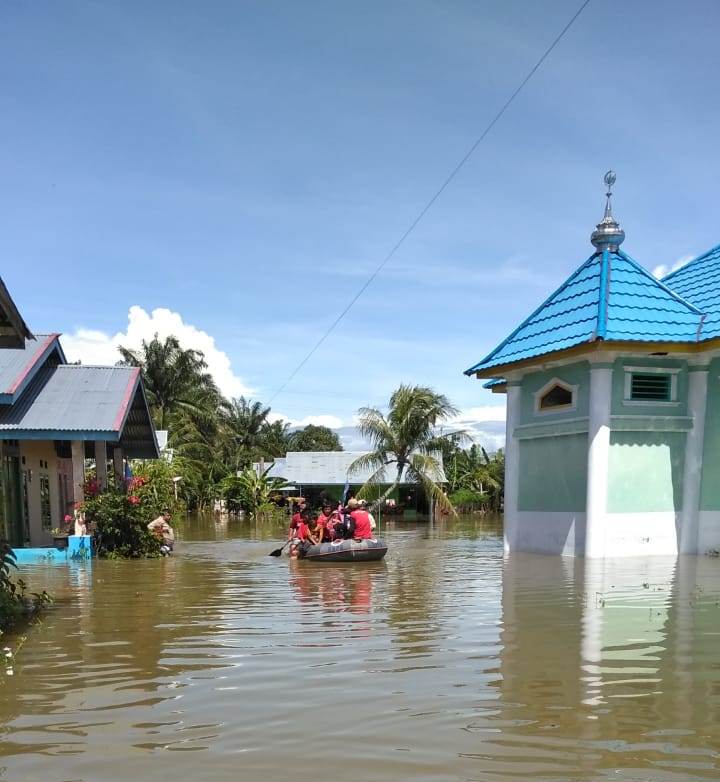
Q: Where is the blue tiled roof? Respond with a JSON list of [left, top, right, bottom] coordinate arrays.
[[465, 249, 703, 375], [662, 243, 720, 339], [482, 378, 506, 389]]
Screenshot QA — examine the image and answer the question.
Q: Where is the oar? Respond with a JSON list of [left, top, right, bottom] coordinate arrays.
[[269, 540, 291, 557]]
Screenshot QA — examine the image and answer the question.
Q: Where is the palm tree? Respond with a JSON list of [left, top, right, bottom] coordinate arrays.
[[119, 335, 220, 430], [350, 384, 460, 515], [220, 397, 272, 470]]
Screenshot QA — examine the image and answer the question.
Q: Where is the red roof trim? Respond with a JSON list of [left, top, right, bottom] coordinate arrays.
[[7, 333, 60, 394], [112, 367, 141, 432]]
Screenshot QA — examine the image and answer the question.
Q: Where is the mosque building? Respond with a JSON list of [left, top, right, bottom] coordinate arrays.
[[466, 172, 720, 557]]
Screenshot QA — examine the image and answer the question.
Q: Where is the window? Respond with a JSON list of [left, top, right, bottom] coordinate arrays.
[[630, 373, 671, 401], [534, 379, 577, 414], [39, 473, 51, 530], [540, 385, 573, 409], [623, 366, 679, 405]]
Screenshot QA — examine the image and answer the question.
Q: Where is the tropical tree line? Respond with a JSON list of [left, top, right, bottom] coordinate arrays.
[[120, 336, 504, 516], [119, 335, 342, 511]]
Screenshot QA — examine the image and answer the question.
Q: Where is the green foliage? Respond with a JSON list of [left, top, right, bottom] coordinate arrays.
[[288, 424, 342, 452], [83, 480, 162, 559], [0, 540, 52, 632], [352, 384, 460, 515], [448, 488, 488, 512], [219, 467, 287, 520], [119, 335, 223, 431], [445, 445, 505, 514]]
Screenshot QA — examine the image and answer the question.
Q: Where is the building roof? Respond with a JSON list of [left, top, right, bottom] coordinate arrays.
[[0, 364, 159, 458], [465, 249, 703, 376], [0, 334, 65, 404], [662, 243, 720, 339], [265, 450, 446, 485], [0, 277, 33, 348]]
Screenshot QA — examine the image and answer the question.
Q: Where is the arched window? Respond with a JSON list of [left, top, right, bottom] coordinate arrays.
[[534, 379, 577, 414]]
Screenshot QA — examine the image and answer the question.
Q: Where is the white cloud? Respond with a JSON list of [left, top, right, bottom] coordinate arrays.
[[269, 412, 345, 429], [61, 305, 252, 398], [652, 254, 694, 279], [452, 405, 506, 424]]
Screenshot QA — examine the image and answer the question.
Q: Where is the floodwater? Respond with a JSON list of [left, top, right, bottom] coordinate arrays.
[[1, 516, 719, 782]]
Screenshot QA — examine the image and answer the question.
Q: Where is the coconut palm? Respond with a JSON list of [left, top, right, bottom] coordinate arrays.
[[350, 384, 460, 515]]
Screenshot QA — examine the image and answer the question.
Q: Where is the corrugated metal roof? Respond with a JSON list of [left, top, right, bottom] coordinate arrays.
[[0, 364, 140, 438], [662, 243, 720, 339], [265, 451, 446, 485], [465, 250, 703, 375], [0, 334, 64, 402]]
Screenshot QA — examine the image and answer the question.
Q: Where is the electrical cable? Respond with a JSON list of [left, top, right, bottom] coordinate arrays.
[[269, 0, 592, 403]]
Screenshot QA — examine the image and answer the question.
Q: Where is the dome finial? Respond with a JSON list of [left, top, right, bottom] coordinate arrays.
[[591, 169, 625, 252]]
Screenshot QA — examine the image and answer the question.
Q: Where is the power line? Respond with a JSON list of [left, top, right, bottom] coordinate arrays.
[[269, 0, 592, 404]]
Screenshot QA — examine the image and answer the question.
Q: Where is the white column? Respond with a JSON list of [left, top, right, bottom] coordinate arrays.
[[585, 365, 613, 558], [95, 441, 108, 491], [680, 366, 708, 554], [71, 440, 85, 506], [113, 447, 124, 485], [503, 380, 522, 554]]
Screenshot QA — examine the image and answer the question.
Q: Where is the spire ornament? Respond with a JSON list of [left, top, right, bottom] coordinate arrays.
[[591, 170, 625, 252]]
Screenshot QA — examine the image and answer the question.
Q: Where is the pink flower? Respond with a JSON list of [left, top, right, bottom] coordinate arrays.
[[128, 495, 141, 506], [64, 514, 73, 523]]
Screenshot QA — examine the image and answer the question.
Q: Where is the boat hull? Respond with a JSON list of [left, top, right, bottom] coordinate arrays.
[[303, 538, 388, 563]]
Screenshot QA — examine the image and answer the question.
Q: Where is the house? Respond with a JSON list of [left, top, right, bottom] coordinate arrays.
[[0, 282, 158, 548], [264, 451, 446, 518], [465, 172, 720, 558]]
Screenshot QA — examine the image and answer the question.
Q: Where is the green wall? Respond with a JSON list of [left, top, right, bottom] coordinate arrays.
[[700, 357, 720, 510], [607, 431, 685, 512], [519, 362, 590, 425], [518, 433, 588, 512]]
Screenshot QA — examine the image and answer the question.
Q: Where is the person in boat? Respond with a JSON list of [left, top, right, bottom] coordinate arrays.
[[288, 499, 307, 539], [358, 500, 377, 532], [294, 509, 323, 556], [347, 499, 373, 540], [148, 510, 175, 554], [316, 502, 340, 542]]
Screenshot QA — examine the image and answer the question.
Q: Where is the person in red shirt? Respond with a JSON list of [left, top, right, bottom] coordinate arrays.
[[347, 498, 373, 540], [316, 503, 340, 542], [288, 499, 307, 539]]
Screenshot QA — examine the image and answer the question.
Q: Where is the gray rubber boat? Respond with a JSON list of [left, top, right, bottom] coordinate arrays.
[[302, 538, 388, 563]]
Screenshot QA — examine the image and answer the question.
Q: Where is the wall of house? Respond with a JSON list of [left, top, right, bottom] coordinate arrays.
[[518, 434, 588, 512], [697, 358, 720, 551], [607, 431, 685, 513], [700, 358, 720, 511], [20, 441, 69, 547]]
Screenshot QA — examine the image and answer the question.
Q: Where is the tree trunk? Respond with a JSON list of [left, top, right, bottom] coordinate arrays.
[[369, 464, 404, 512]]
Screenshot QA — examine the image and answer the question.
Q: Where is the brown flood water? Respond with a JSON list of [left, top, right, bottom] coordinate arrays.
[[1, 515, 719, 781]]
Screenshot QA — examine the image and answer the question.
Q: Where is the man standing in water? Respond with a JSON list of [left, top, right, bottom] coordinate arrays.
[[148, 510, 175, 555]]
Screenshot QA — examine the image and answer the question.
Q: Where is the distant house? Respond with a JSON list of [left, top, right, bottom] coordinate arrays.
[[263, 450, 446, 518], [0, 280, 158, 547], [465, 173, 720, 558]]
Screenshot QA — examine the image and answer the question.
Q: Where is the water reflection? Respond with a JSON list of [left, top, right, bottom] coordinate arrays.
[[496, 554, 720, 779], [0, 518, 718, 781]]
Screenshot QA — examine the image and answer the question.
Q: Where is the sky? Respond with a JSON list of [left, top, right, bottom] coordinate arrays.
[[1, 0, 719, 450]]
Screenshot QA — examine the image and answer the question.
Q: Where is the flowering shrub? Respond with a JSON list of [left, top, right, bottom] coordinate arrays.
[[82, 485, 161, 559]]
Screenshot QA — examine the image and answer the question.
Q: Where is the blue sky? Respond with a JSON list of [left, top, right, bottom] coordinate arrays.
[[2, 0, 719, 444]]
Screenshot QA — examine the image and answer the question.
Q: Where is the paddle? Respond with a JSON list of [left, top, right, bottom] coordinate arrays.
[[269, 540, 291, 558]]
